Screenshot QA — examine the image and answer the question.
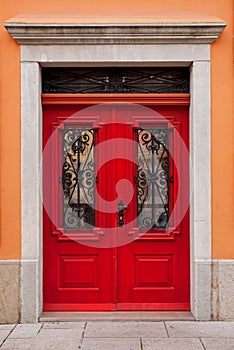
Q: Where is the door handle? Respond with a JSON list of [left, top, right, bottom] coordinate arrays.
[[117, 200, 129, 228]]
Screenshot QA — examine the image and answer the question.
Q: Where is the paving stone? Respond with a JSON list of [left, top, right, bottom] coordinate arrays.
[[9, 324, 42, 338], [0, 330, 11, 345], [30, 328, 83, 350], [201, 338, 234, 350], [0, 325, 15, 330], [85, 321, 167, 338], [43, 321, 85, 329], [1, 338, 32, 349], [166, 321, 234, 338], [142, 338, 204, 350], [80, 337, 141, 350]]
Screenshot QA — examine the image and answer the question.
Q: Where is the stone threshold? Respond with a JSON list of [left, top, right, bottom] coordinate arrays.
[[40, 311, 194, 322]]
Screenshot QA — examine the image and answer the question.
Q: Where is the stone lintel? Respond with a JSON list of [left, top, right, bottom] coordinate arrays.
[[4, 17, 226, 45]]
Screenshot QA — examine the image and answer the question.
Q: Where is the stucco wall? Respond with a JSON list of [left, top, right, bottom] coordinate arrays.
[[0, 0, 233, 322]]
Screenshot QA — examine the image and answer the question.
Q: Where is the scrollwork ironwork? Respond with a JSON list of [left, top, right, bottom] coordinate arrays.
[[62, 128, 95, 230], [137, 128, 170, 229], [42, 67, 189, 94]]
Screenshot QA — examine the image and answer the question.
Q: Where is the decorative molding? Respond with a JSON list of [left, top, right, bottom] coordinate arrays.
[[41, 93, 190, 105], [4, 20, 226, 45]]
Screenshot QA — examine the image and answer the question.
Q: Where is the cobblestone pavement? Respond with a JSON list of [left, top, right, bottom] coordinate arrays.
[[0, 321, 234, 349]]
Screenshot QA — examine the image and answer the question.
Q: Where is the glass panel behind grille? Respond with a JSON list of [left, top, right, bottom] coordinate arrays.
[[42, 67, 189, 94], [62, 128, 95, 230], [137, 128, 169, 229]]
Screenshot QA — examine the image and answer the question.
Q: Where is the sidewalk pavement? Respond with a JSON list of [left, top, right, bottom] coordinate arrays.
[[0, 321, 234, 350]]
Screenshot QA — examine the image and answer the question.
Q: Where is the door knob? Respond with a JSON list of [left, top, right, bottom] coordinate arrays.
[[117, 200, 129, 228]]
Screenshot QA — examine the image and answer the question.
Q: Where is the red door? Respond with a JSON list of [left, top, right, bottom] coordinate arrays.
[[43, 94, 190, 311]]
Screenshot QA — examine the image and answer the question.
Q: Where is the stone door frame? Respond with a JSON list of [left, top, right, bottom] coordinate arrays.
[[5, 17, 226, 321]]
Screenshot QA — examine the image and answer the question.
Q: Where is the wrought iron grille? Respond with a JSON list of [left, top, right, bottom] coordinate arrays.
[[137, 128, 170, 229], [62, 128, 95, 230], [42, 67, 189, 94]]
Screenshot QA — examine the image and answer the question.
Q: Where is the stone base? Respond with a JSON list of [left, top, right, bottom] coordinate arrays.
[[1, 259, 234, 323], [212, 260, 234, 320], [0, 261, 20, 324]]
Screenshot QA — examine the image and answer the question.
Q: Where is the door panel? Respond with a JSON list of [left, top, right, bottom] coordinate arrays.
[[116, 104, 189, 309], [43, 96, 189, 311], [43, 105, 117, 310]]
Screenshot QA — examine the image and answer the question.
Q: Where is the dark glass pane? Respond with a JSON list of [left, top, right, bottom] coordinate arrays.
[[62, 128, 95, 230], [42, 67, 189, 94], [137, 128, 169, 229]]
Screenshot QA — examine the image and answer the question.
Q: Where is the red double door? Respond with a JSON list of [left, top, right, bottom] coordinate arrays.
[[43, 95, 190, 311]]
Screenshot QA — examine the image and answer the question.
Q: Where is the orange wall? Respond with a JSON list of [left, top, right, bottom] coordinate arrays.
[[0, 0, 233, 259]]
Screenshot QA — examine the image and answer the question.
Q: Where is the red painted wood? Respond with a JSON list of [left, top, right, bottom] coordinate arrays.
[[117, 303, 190, 311], [43, 96, 190, 311], [116, 104, 189, 307], [42, 93, 190, 106], [44, 303, 117, 311], [43, 105, 116, 309]]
